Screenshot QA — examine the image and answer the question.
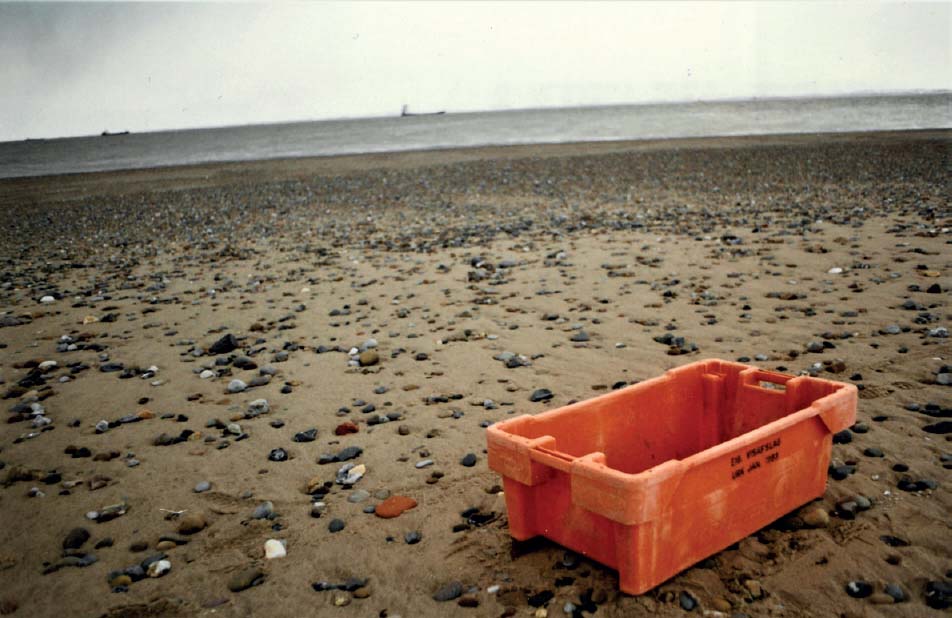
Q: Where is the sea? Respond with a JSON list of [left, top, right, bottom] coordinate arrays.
[[1, 93, 949, 180]]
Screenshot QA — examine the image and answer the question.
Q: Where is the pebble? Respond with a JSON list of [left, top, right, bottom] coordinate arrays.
[[333, 591, 351, 606], [433, 581, 463, 602], [177, 511, 207, 535], [63, 527, 91, 550], [328, 518, 346, 533], [293, 428, 317, 442], [802, 507, 830, 528], [375, 495, 417, 518], [347, 489, 370, 503], [252, 501, 275, 520], [404, 531, 422, 544], [147, 559, 171, 578], [358, 351, 379, 367], [227, 567, 264, 592], [836, 500, 861, 519], [268, 448, 289, 462], [264, 539, 286, 559], [336, 463, 365, 485], [884, 583, 906, 603], [334, 421, 359, 435], [845, 580, 873, 598], [194, 481, 211, 493], [226, 379, 247, 393], [528, 590, 554, 607], [247, 399, 270, 415], [679, 590, 698, 611], [529, 388, 554, 402], [460, 453, 477, 467], [925, 580, 951, 609], [208, 334, 240, 355]]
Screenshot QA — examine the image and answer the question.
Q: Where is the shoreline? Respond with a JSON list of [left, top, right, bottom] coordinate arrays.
[[1, 128, 950, 208]]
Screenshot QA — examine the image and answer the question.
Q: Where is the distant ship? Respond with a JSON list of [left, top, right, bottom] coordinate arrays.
[[100, 130, 130, 136], [401, 105, 445, 117]]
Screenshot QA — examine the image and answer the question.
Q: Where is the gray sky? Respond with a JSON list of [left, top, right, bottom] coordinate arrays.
[[1, 1, 950, 141]]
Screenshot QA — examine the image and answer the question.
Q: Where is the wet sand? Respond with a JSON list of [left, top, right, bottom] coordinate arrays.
[[0, 130, 949, 617]]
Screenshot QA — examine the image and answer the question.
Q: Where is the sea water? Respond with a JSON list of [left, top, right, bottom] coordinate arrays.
[[1, 93, 949, 179]]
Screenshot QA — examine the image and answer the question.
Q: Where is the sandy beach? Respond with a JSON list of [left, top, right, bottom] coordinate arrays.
[[0, 130, 949, 617]]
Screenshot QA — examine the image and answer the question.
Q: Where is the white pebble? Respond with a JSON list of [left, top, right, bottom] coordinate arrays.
[[147, 559, 171, 577], [827, 267, 844, 274], [264, 539, 287, 559], [40, 295, 55, 303], [247, 399, 270, 415], [199, 369, 215, 379]]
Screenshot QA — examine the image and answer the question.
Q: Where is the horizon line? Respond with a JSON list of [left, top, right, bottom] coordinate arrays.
[[8, 88, 951, 145]]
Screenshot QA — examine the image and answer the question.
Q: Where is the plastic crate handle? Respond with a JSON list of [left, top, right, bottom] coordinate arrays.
[[742, 368, 792, 392], [529, 445, 575, 473]]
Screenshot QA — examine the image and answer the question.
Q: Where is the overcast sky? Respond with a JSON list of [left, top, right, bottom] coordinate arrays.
[[1, 1, 949, 141]]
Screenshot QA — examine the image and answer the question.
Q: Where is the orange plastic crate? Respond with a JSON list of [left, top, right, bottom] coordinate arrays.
[[486, 359, 857, 594]]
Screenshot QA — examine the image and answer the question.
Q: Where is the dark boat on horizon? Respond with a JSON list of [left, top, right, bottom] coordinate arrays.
[[101, 130, 130, 136]]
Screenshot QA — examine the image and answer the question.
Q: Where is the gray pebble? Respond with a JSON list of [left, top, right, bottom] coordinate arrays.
[[433, 581, 463, 602], [347, 489, 370, 503], [252, 501, 274, 520]]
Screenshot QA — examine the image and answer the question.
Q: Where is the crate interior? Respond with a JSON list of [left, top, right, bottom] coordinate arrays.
[[508, 360, 842, 475]]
